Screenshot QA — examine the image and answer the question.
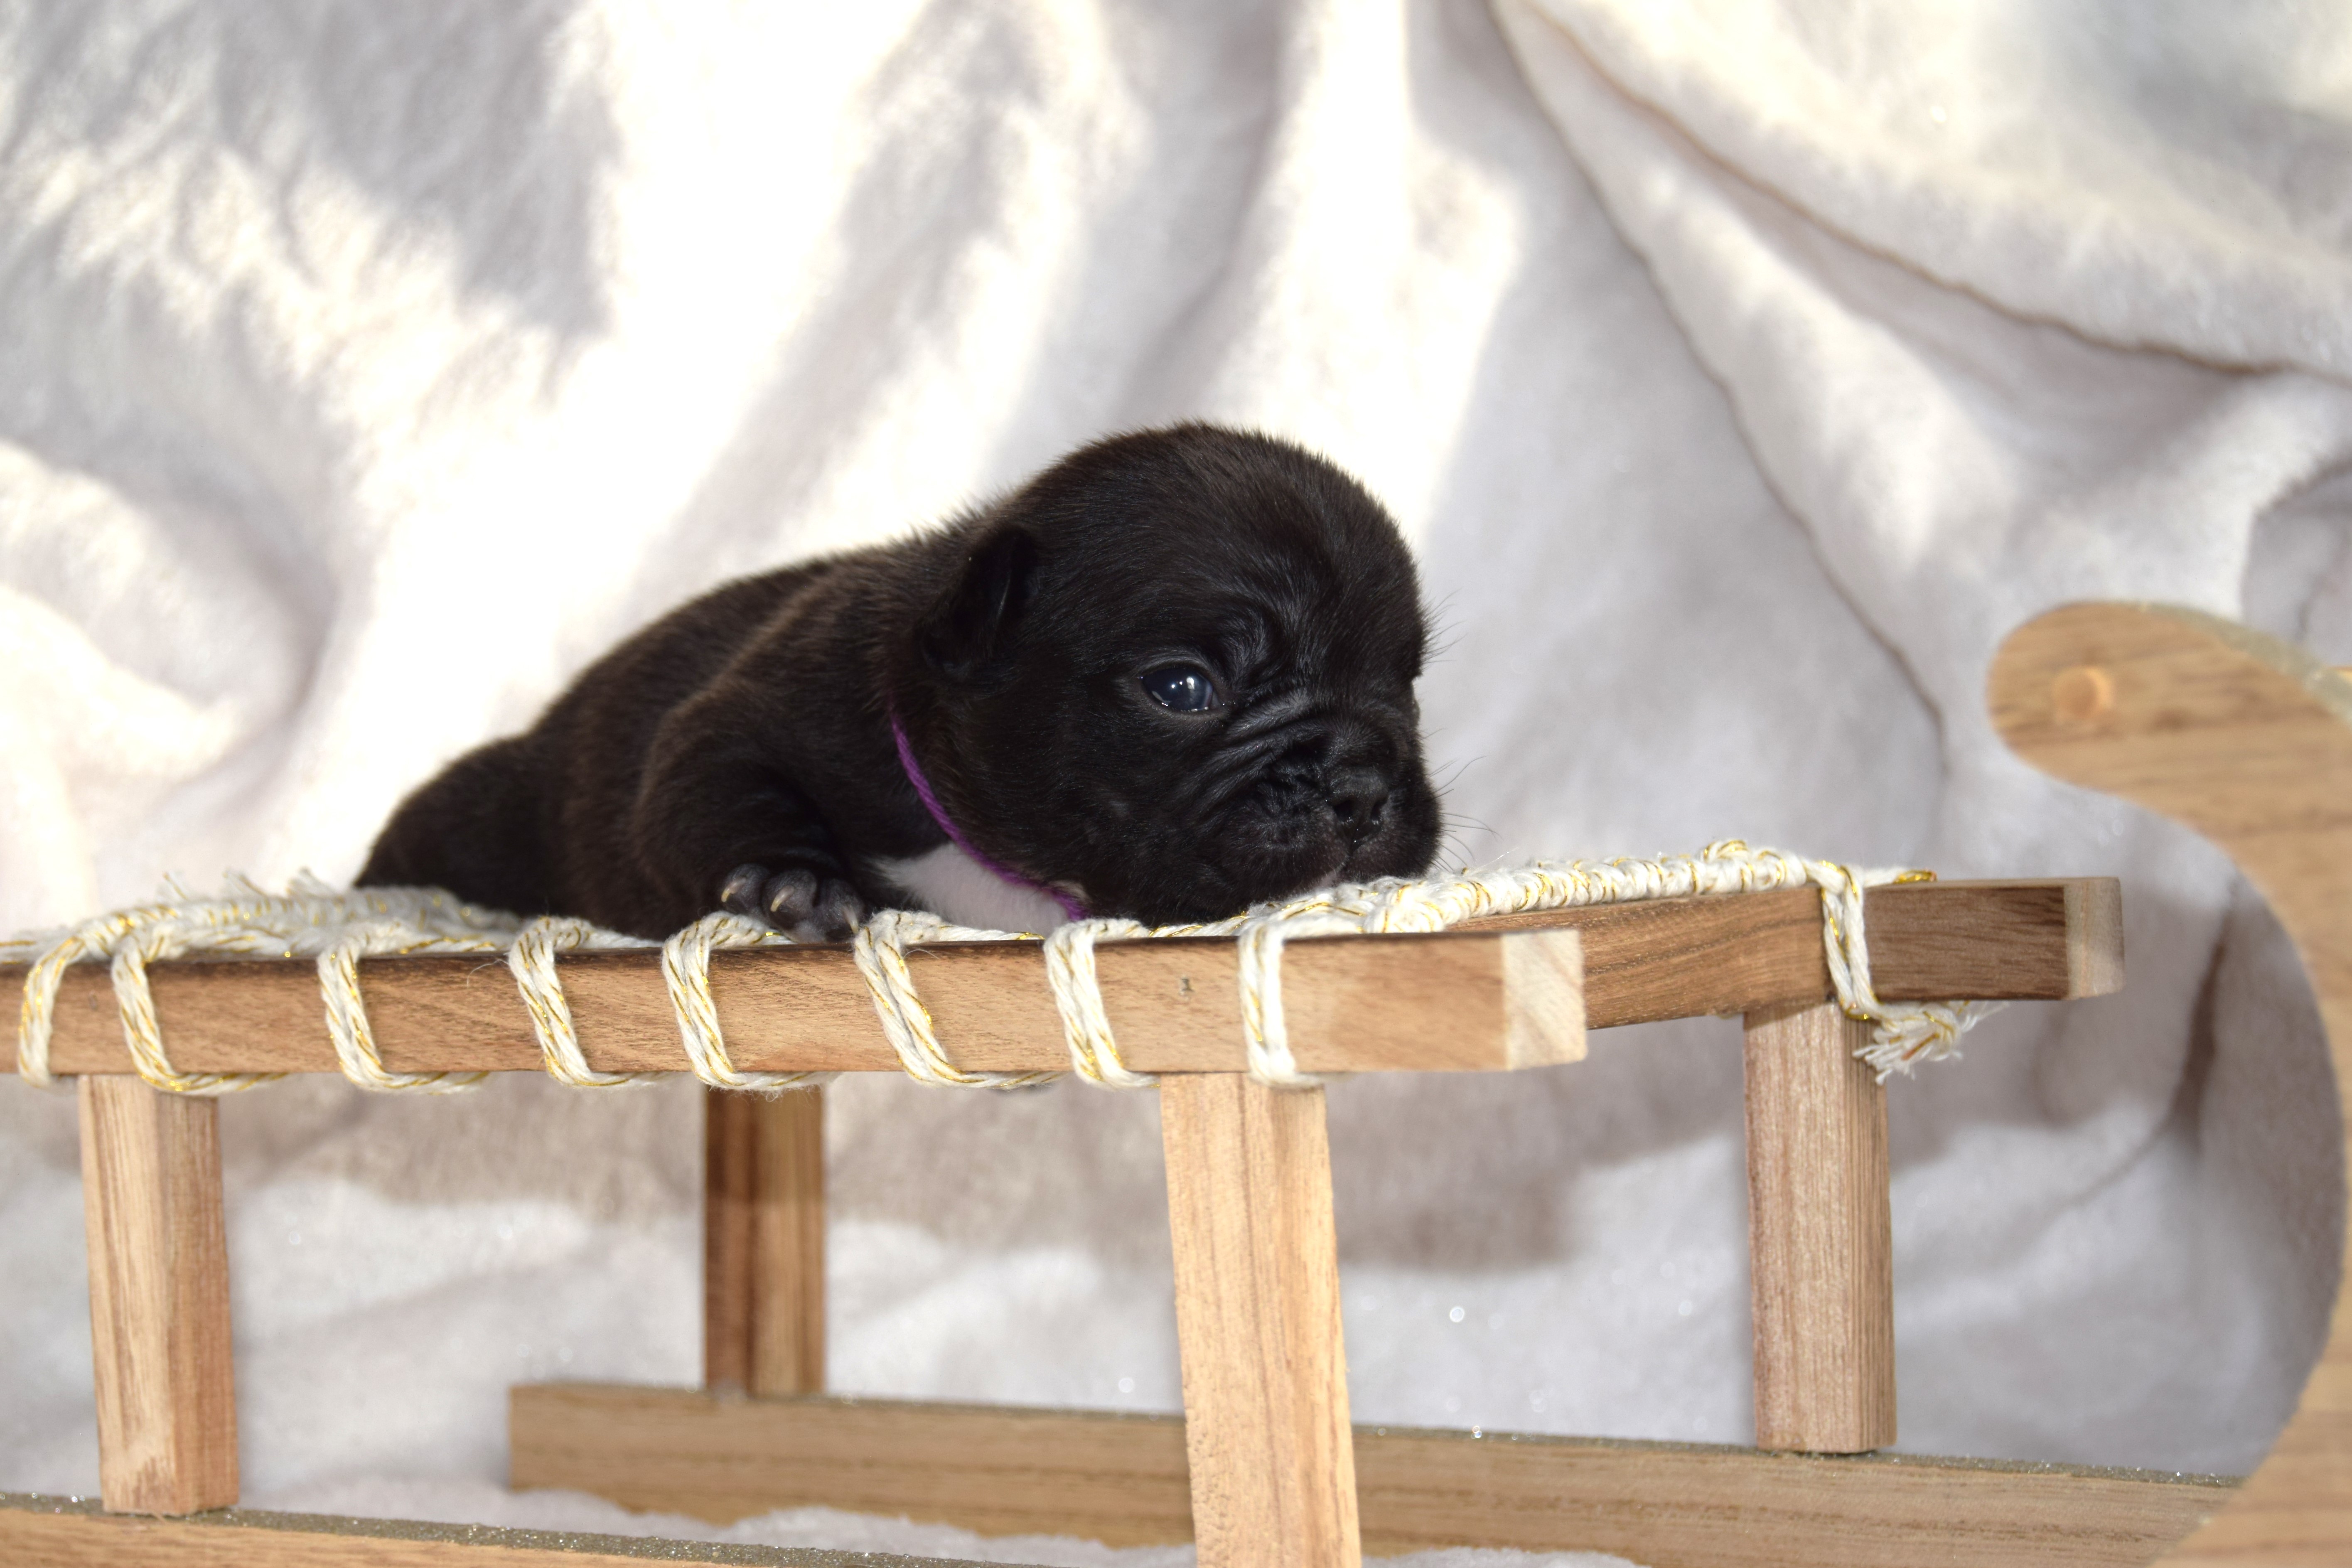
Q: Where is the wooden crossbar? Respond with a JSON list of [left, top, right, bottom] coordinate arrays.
[[505, 1387, 2232, 1567], [4, 880, 2118, 1080]]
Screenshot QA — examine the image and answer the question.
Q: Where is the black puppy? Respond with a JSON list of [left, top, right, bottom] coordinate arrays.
[[358, 424, 1440, 940]]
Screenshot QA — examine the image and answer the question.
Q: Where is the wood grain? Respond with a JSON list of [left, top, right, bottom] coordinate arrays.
[[703, 1089, 756, 1393], [1988, 605, 2352, 1565], [703, 1087, 826, 1395], [7, 931, 1559, 1078], [509, 1389, 1195, 1545], [504, 1387, 2232, 1565], [0, 1490, 990, 1566], [1460, 877, 2122, 1022], [1501, 928, 1584, 1066], [1742, 1003, 1895, 1453], [4, 880, 2117, 1080], [76, 1076, 238, 1515], [1159, 1075, 1359, 1568]]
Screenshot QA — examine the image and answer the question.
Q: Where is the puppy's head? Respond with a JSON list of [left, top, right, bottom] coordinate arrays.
[[905, 423, 1440, 924]]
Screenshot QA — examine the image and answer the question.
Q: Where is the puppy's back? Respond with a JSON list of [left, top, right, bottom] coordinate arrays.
[[356, 565, 826, 918], [356, 732, 556, 914]]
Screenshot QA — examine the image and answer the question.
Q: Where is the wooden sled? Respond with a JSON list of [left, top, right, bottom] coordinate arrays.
[[5, 601, 2345, 1566]]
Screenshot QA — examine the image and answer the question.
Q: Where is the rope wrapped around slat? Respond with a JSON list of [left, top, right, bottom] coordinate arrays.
[[6, 841, 1990, 1096]]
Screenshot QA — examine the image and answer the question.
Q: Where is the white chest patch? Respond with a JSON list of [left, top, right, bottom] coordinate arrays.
[[870, 842, 1072, 934]]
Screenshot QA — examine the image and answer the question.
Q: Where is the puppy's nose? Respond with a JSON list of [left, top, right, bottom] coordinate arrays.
[[1327, 766, 1390, 843]]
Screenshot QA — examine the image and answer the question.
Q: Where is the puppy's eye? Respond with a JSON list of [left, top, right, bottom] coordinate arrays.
[[1141, 664, 1219, 713]]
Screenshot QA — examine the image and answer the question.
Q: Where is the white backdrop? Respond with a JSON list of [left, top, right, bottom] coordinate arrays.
[[2, 2, 2348, 1563]]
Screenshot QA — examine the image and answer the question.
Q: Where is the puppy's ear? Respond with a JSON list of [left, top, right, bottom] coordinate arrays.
[[921, 526, 1039, 680]]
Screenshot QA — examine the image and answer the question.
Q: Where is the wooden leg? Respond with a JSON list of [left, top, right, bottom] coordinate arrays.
[[703, 1086, 826, 1395], [1160, 1074, 1360, 1568], [1742, 1001, 1896, 1452], [704, 1087, 756, 1391], [77, 1075, 238, 1514]]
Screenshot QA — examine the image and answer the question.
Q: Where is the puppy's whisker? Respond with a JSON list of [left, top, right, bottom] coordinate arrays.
[[1423, 601, 1465, 666]]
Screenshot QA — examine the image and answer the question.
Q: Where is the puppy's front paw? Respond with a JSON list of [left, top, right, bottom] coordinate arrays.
[[720, 862, 866, 942]]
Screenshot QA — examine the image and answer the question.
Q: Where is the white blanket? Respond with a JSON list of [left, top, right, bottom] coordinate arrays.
[[2, 1, 2346, 1561]]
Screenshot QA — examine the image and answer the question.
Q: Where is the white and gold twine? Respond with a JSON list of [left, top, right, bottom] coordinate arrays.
[[6, 842, 1991, 1097]]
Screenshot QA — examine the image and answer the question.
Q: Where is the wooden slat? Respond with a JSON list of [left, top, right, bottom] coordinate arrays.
[[1357, 1428, 2216, 1566], [505, 1386, 2233, 1565], [1988, 605, 2352, 1566], [509, 1389, 1194, 1544], [77, 1076, 238, 1515], [1461, 877, 2122, 1022], [2, 880, 2116, 1080], [1160, 1075, 1359, 1568], [0, 1491, 999, 1567], [6, 928, 1576, 1079], [703, 1087, 826, 1395], [1743, 1002, 1895, 1452]]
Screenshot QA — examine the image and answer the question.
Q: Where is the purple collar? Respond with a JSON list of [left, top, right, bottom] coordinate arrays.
[[890, 713, 1088, 924]]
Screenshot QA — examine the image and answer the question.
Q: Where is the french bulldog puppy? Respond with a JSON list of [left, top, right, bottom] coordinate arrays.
[[357, 423, 1440, 941]]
